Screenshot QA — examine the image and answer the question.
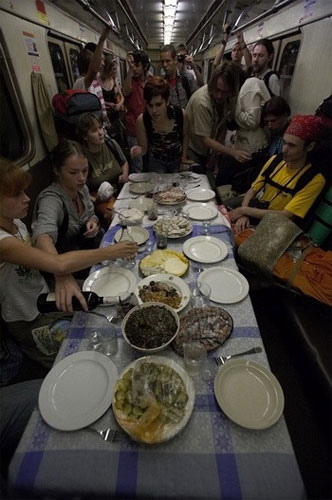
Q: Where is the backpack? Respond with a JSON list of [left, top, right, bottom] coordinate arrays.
[[263, 70, 279, 97], [180, 73, 192, 102], [261, 153, 321, 196], [52, 90, 102, 140]]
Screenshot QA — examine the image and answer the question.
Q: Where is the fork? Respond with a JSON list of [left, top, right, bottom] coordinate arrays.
[[215, 346, 262, 365], [87, 427, 123, 442]]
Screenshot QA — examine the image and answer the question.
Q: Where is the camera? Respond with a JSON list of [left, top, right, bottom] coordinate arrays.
[[177, 54, 185, 63]]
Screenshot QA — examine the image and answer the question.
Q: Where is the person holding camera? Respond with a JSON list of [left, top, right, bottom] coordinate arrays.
[[229, 115, 326, 234], [160, 44, 197, 109], [176, 44, 204, 88]]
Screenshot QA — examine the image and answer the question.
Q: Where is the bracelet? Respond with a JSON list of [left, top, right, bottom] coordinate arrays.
[[221, 39, 226, 46]]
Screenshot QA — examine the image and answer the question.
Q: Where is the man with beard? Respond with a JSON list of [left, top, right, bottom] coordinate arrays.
[[251, 38, 280, 97], [185, 61, 251, 172], [229, 115, 326, 234]]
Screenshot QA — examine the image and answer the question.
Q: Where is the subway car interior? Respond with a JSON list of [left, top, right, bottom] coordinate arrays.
[[0, 0, 331, 499]]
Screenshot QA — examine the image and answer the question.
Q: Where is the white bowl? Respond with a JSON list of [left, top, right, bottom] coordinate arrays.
[[122, 302, 179, 353]]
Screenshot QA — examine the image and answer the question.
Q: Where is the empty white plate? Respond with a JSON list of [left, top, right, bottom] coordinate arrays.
[[39, 351, 118, 431], [183, 203, 218, 221], [83, 266, 137, 302], [114, 226, 149, 245], [183, 236, 228, 264], [198, 267, 249, 304], [186, 188, 215, 202], [214, 359, 284, 429], [128, 173, 152, 182]]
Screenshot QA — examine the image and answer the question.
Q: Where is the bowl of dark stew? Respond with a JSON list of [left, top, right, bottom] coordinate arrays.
[[122, 302, 179, 353]]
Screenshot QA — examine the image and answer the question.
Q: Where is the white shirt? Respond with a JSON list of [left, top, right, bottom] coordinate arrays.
[[0, 220, 48, 322]]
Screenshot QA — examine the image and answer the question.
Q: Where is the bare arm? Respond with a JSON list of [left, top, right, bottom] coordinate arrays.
[[0, 236, 138, 275], [84, 27, 110, 89], [213, 27, 230, 68], [116, 81, 125, 108], [237, 32, 252, 69], [185, 56, 204, 87], [202, 136, 251, 163], [134, 114, 148, 156], [122, 53, 134, 97]]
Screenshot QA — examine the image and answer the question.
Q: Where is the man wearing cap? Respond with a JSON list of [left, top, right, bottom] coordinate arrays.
[[230, 115, 326, 233]]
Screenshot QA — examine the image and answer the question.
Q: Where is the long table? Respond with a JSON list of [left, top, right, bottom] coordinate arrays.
[[9, 174, 305, 499]]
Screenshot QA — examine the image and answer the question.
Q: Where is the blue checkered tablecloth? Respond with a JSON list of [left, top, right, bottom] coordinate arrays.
[[8, 179, 305, 499]]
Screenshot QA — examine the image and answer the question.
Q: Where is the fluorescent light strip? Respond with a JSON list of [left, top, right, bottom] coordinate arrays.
[[163, 0, 178, 45]]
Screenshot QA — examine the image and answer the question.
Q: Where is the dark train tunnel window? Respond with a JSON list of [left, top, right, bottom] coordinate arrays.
[[48, 41, 69, 92], [69, 48, 80, 83], [0, 36, 32, 162], [278, 40, 301, 101]]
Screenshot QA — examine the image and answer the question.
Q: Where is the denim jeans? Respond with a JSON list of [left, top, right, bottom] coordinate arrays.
[[127, 135, 143, 173], [147, 153, 180, 173]]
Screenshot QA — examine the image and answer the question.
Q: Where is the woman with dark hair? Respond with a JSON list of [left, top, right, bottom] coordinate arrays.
[[0, 158, 137, 368], [130, 75, 190, 173]]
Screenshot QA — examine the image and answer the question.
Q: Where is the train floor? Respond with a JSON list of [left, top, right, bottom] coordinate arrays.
[[250, 288, 332, 500]]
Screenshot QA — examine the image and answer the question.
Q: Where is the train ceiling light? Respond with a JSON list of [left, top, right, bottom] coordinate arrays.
[[163, 0, 178, 45]]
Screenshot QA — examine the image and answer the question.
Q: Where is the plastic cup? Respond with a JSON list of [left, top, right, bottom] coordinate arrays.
[[100, 324, 118, 356], [183, 341, 206, 375], [190, 282, 211, 308]]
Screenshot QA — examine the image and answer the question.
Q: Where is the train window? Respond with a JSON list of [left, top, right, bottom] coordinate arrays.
[[0, 36, 32, 162], [68, 48, 80, 83], [48, 41, 70, 92], [277, 37, 301, 101]]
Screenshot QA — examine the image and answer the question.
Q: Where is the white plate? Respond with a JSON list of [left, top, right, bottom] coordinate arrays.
[[183, 203, 218, 221], [198, 267, 249, 304], [113, 355, 195, 443], [128, 173, 152, 183], [114, 226, 149, 245], [83, 266, 137, 302], [135, 273, 190, 312], [214, 359, 284, 430], [39, 351, 118, 431], [183, 236, 228, 264], [186, 188, 215, 202]]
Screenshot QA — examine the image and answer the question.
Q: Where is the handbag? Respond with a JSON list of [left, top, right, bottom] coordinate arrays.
[[238, 213, 303, 275]]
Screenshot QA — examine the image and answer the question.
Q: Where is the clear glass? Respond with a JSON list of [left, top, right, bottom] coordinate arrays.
[[201, 221, 211, 235], [201, 356, 218, 381], [88, 331, 103, 352], [190, 282, 211, 308], [100, 324, 118, 356], [183, 341, 207, 375], [156, 231, 168, 249], [145, 240, 155, 254], [118, 226, 136, 268]]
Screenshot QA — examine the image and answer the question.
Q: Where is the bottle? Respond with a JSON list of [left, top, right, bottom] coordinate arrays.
[[37, 292, 117, 313], [118, 224, 136, 268]]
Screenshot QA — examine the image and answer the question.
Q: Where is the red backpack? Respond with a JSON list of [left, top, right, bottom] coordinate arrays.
[[52, 89, 102, 140]]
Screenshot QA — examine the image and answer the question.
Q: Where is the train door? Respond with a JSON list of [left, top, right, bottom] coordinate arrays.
[[275, 33, 301, 102], [47, 35, 81, 92]]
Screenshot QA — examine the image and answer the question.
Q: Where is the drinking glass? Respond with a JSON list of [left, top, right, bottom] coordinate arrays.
[[190, 282, 211, 308], [183, 341, 207, 375], [88, 331, 102, 352], [201, 221, 211, 236], [156, 231, 168, 249], [145, 240, 155, 254], [100, 324, 118, 356]]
